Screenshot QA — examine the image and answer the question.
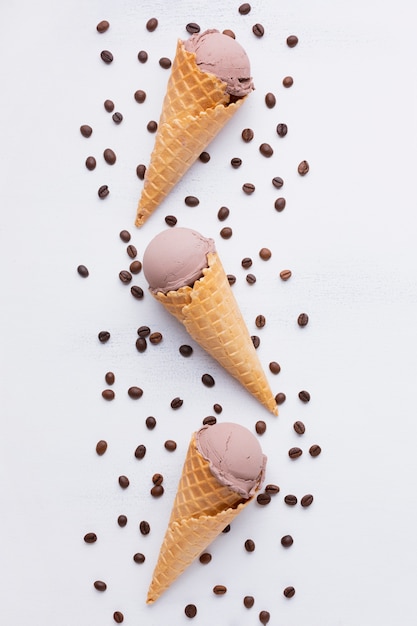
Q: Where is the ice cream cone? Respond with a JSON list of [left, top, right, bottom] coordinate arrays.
[[151, 252, 278, 415], [146, 434, 254, 603], [135, 39, 246, 227]]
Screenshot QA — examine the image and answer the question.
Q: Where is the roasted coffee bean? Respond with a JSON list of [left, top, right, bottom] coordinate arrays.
[[96, 20, 110, 33], [147, 120, 158, 133], [145, 416, 156, 429], [202, 415, 217, 425], [159, 57, 171, 69], [280, 269, 292, 281], [289, 447, 303, 459], [244, 538, 255, 552], [105, 371, 115, 385], [269, 361, 281, 374], [227, 274, 236, 285], [137, 50, 148, 63], [96, 440, 108, 455], [251, 335, 260, 348], [118, 475, 130, 489], [241, 257, 252, 269], [231, 157, 242, 168], [239, 3, 251, 14], [133, 552, 145, 563], [164, 439, 177, 451], [185, 604, 197, 618], [242, 182, 255, 194], [293, 421, 306, 435], [298, 159, 310, 175], [179, 344, 193, 357], [85, 156, 96, 171], [130, 260, 142, 274], [252, 23, 265, 37], [222, 524, 231, 533], [276, 123, 288, 137], [102, 389, 115, 401], [150, 484, 164, 497], [98, 185, 109, 199], [259, 610, 270, 624], [119, 270, 132, 284], [265, 92, 276, 108], [281, 534, 294, 547], [77, 264, 89, 277], [112, 111, 123, 124], [241, 128, 254, 142], [259, 143, 273, 157], [93, 580, 107, 591], [259, 247, 271, 260], [126, 244, 137, 259], [213, 403, 223, 414], [217, 206, 230, 221], [243, 595, 255, 608], [213, 585, 227, 595], [136, 164, 146, 180], [139, 520, 150, 535], [146, 17, 158, 31], [100, 50, 113, 64], [284, 586, 295, 598], [202, 373, 215, 387], [165, 214, 177, 227], [80, 124, 92, 137], [246, 273, 256, 284], [284, 494, 297, 506], [298, 312, 309, 327], [283, 76, 294, 87], [113, 611, 124, 623], [220, 227, 233, 239], [274, 197, 286, 212], [186, 22, 200, 34], [119, 230, 131, 242], [152, 473, 164, 486], [222, 28, 234, 37], [103, 148, 116, 165], [272, 176, 284, 189], [298, 390, 311, 403], [199, 552, 212, 564], [256, 492, 271, 506], [255, 314, 266, 328], [287, 35, 299, 47], [134, 444, 146, 459], [134, 89, 146, 103], [309, 444, 322, 457], [98, 330, 110, 343], [184, 195, 199, 207], [301, 494, 314, 507], [131, 286, 144, 299], [84, 532, 97, 543], [275, 392, 286, 405], [149, 331, 162, 344], [255, 420, 266, 435], [117, 515, 127, 527], [265, 484, 280, 495], [199, 151, 210, 163], [104, 99, 114, 112], [136, 337, 147, 352], [128, 386, 143, 399]]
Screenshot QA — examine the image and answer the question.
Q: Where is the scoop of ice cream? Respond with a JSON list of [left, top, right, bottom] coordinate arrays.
[[142, 227, 215, 294], [183, 29, 254, 98], [195, 422, 266, 498]]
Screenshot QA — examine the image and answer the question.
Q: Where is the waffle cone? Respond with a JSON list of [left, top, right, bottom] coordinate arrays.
[[151, 252, 277, 415], [135, 40, 247, 227], [146, 435, 254, 603]]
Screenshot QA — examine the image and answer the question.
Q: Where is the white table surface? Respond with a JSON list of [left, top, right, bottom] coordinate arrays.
[[1, 1, 417, 624]]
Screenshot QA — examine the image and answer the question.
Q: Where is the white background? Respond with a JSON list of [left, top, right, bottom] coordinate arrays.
[[1, 1, 417, 625]]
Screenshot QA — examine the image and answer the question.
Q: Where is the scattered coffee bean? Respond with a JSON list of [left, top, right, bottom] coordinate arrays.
[[255, 420, 266, 435], [103, 148, 116, 165], [301, 494, 314, 507], [259, 610, 270, 624], [117, 515, 127, 527], [276, 123, 288, 137], [179, 344, 193, 357], [152, 473, 163, 486], [220, 227, 233, 239], [159, 57, 171, 69], [118, 475, 130, 489], [185, 604, 197, 618], [119, 230, 131, 243], [104, 99, 114, 112], [199, 552, 212, 564], [137, 50, 148, 63], [275, 392, 286, 405], [213, 585, 227, 595], [281, 534, 294, 547], [283, 76, 293, 87], [96, 440, 108, 455], [126, 244, 137, 259], [102, 389, 115, 401], [242, 182, 255, 194], [136, 337, 147, 352], [119, 270, 132, 284], [128, 386, 143, 399], [96, 20, 110, 33], [113, 611, 124, 623], [279, 269, 292, 281], [145, 416, 156, 429], [130, 262, 142, 276], [98, 330, 110, 343], [147, 120, 158, 133], [251, 335, 260, 349], [252, 23, 265, 37], [202, 373, 215, 387], [241, 128, 254, 142], [284, 586, 295, 598], [217, 206, 230, 221], [309, 444, 322, 457], [184, 195, 199, 207], [199, 151, 210, 163], [93, 580, 107, 591], [133, 553, 145, 563], [134, 89, 146, 103], [242, 257, 252, 269], [239, 3, 251, 15], [274, 197, 286, 212], [259, 247, 271, 260], [84, 532, 97, 543], [134, 444, 146, 459], [150, 484, 164, 497], [255, 314, 266, 328], [265, 92, 276, 108], [256, 492, 271, 506], [243, 595, 255, 608], [98, 185, 109, 199], [85, 156, 96, 171], [112, 112, 123, 124], [227, 274, 236, 285], [272, 176, 284, 189], [298, 390, 311, 403], [289, 447, 303, 459], [80, 124, 92, 138], [186, 22, 200, 34], [165, 215, 177, 227], [284, 494, 298, 506], [147, 331, 161, 345], [231, 157, 242, 168], [164, 439, 177, 451], [245, 539, 255, 552], [265, 484, 280, 495], [105, 371, 115, 385], [259, 143, 273, 157], [222, 524, 231, 533], [223, 29, 235, 38], [202, 415, 217, 425], [269, 361, 281, 374], [100, 50, 113, 64], [136, 164, 146, 180], [213, 403, 223, 414], [298, 312, 309, 327], [293, 421, 306, 435], [246, 273, 256, 284], [131, 286, 144, 299], [298, 159, 310, 175], [77, 264, 89, 277], [139, 520, 150, 535], [286, 35, 299, 47], [146, 17, 158, 31]]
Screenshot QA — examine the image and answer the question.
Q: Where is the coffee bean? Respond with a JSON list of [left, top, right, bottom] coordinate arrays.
[[137, 50, 148, 63], [146, 17, 158, 31], [286, 35, 299, 47], [113, 611, 124, 623], [269, 361, 281, 374], [275, 392, 286, 405], [223, 29, 235, 39], [289, 447, 303, 459], [139, 520, 150, 535], [227, 274, 236, 285], [98, 330, 110, 343], [84, 532, 97, 543], [220, 227, 233, 239], [284, 586, 295, 598], [77, 264, 89, 277], [185, 604, 197, 618], [134, 89, 146, 103], [199, 552, 212, 564], [133, 552, 145, 563], [213, 585, 227, 595], [301, 494, 314, 507], [298, 159, 310, 175], [134, 444, 146, 459], [151, 473, 163, 486], [104, 99, 114, 112], [112, 112, 123, 124], [202, 373, 215, 387], [284, 494, 297, 506], [243, 596, 255, 608], [199, 151, 210, 163], [102, 389, 115, 401], [145, 416, 156, 429], [186, 22, 200, 34], [272, 176, 284, 189], [298, 390, 311, 403], [222, 524, 231, 533], [105, 371, 115, 385], [202, 415, 217, 425], [165, 214, 177, 227], [241, 257, 252, 269], [147, 120, 158, 133], [246, 273, 256, 284], [136, 337, 147, 352], [85, 156, 96, 171], [259, 247, 271, 260], [164, 439, 177, 451], [98, 185, 109, 199], [80, 124, 92, 138], [256, 492, 271, 506], [148, 332, 162, 345], [293, 421, 305, 435], [239, 2, 251, 14], [96, 20, 110, 33], [255, 314, 266, 328], [126, 244, 137, 259], [150, 484, 164, 497], [119, 230, 131, 243], [281, 534, 294, 547], [231, 157, 242, 168], [179, 344, 193, 357], [184, 195, 199, 207], [103, 148, 116, 165], [265, 484, 280, 495], [242, 182, 255, 194], [283, 76, 293, 87], [136, 164, 146, 181], [100, 50, 113, 64], [117, 515, 127, 527], [129, 262, 141, 277], [298, 312, 309, 327], [96, 440, 108, 455], [94, 580, 107, 591], [259, 610, 270, 624], [265, 92, 276, 108], [255, 420, 266, 435], [309, 444, 322, 457], [128, 386, 143, 399], [252, 23, 264, 37], [241, 128, 254, 142], [259, 143, 273, 157], [131, 286, 144, 299], [274, 197, 286, 212], [159, 57, 171, 69], [119, 270, 132, 284], [118, 475, 129, 489], [276, 123, 288, 137], [251, 335, 260, 348], [213, 403, 223, 414], [279, 269, 292, 281], [245, 539, 255, 552], [217, 206, 230, 221]]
